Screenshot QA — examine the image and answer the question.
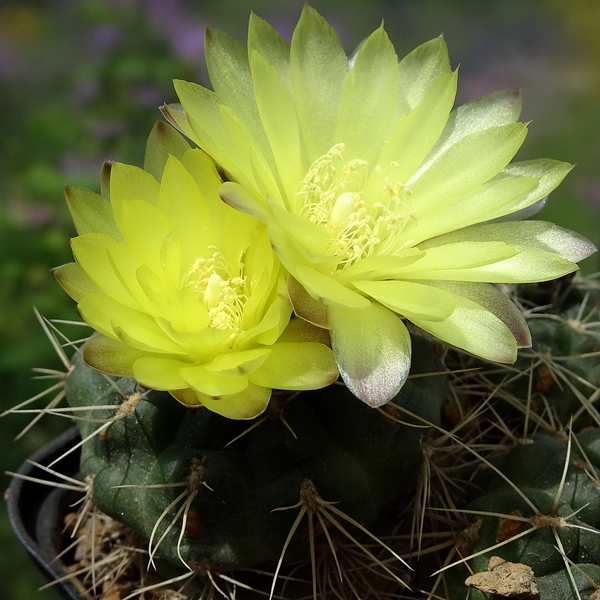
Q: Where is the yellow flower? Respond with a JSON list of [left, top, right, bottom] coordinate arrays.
[[56, 123, 338, 419], [164, 6, 596, 407]]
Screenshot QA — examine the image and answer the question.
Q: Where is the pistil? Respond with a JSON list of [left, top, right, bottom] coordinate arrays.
[[185, 248, 247, 333]]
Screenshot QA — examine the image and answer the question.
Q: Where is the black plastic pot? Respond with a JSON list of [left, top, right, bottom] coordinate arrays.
[[6, 427, 86, 600]]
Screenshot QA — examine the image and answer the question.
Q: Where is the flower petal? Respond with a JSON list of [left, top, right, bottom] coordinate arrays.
[[401, 241, 520, 274], [268, 202, 330, 254], [218, 104, 281, 193], [334, 26, 399, 164], [205, 349, 271, 376], [410, 293, 518, 363], [421, 221, 597, 265], [371, 70, 457, 185], [172, 82, 263, 193], [405, 248, 579, 283], [422, 280, 531, 348], [133, 356, 191, 389], [107, 245, 158, 315], [485, 159, 574, 221], [109, 162, 160, 233], [112, 198, 172, 279], [248, 12, 291, 84], [100, 160, 111, 200], [245, 294, 292, 346], [170, 84, 230, 155], [337, 251, 423, 283], [182, 384, 271, 419], [157, 155, 225, 267], [397, 36, 451, 112], [408, 123, 528, 209], [250, 341, 338, 390], [277, 316, 332, 345], [413, 174, 538, 243], [112, 311, 186, 355], [71, 235, 138, 309], [287, 275, 328, 328], [65, 186, 121, 239], [420, 89, 523, 171], [179, 364, 249, 399], [296, 265, 371, 309], [144, 120, 191, 180], [491, 198, 547, 222], [219, 181, 270, 222], [55, 262, 100, 303], [327, 302, 411, 407], [250, 48, 303, 200], [352, 280, 456, 321], [266, 216, 339, 278], [80, 294, 185, 357], [82, 334, 149, 377], [205, 26, 267, 152], [290, 4, 348, 158]]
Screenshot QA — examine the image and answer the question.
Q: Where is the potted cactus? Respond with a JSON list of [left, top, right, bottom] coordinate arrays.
[[7, 6, 600, 600]]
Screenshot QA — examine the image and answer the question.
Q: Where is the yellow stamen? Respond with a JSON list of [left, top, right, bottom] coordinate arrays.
[[185, 250, 247, 333], [295, 145, 416, 272]]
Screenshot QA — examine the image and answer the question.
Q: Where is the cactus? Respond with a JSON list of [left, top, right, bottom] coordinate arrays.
[[436, 429, 600, 600], [490, 277, 600, 426], [417, 277, 600, 600], [8, 7, 600, 600], [53, 276, 600, 600], [66, 335, 445, 574]]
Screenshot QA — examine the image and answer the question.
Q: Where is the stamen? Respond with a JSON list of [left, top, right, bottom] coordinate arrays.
[[185, 249, 247, 334], [294, 145, 417, 272]]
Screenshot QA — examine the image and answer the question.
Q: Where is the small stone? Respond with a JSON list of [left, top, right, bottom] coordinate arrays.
[[465, 556, 538, 598]]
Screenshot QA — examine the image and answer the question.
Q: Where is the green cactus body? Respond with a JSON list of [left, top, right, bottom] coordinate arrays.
[[65, 334, 446, 571], [447, 430, 600, 599], [509, 279, 600, 423]]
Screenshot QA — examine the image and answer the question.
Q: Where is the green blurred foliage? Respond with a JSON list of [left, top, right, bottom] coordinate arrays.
[[0, 0, 598, 598]]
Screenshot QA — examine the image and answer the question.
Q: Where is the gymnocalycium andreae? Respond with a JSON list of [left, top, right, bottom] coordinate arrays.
[[9, 7, 600, 600]]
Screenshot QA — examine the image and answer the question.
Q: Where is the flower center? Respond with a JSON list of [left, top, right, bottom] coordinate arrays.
[[185, 247, 247, 332], [295, 144, 416, 271]]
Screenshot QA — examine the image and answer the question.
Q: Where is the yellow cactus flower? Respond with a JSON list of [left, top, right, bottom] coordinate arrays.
[[56, 122, 338, 419], [164, 6, 596, 407]]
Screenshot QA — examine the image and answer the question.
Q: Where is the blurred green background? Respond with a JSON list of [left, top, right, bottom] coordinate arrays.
[[1, 0, 599, 597]]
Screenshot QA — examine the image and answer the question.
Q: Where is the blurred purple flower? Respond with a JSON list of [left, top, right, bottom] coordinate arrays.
[[8, 198, 55, 229], [133, 83, 164, 107], [90, 119, 127, 140], [146, 0, 204, 62], [88, 25, 121, 61], [60, 153, 105, 179], [578, 180, 600, 210], [0, 36, 20, 79], [171, 27, 204, 62], [72, 78, 100, 105]]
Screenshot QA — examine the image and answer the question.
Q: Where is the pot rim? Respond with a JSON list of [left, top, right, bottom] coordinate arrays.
[[6, 426, 86, 600]]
